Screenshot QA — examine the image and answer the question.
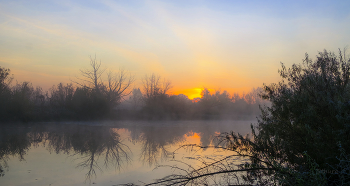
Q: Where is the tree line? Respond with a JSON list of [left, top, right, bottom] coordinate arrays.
[[0, 56, 264, 122], [121, 81, 264, 120]]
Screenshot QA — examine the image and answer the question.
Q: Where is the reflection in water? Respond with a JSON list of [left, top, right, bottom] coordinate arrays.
[[0, 127, 32, 177], [125, 121, 225, 166], [184, 132, 201, 144], [136, 126, 184, 166], [46, 125, 130, 180], [0, 124, 130, 181], [0, 120, 252, 185]]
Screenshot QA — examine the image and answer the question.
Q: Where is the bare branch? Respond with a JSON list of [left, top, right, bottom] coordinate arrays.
[[72, 55, 134, 108]]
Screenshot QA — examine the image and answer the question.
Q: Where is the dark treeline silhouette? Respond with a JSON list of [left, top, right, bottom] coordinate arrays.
[[113, 74, 266, 120], [0, 57, 266, 122], [0, 56, 132, 122], [118, 85, 265, 120]]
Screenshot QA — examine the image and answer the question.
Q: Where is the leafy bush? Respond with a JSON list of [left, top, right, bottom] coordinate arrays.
[[234, 49, 350, 185], [147, 49, 350, 185]]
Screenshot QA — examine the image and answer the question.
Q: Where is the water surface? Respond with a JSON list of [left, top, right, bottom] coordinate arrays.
[[0, 120, 254, 186]]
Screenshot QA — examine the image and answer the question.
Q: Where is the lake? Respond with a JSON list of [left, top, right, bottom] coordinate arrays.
[[0, 120, 254, 186]]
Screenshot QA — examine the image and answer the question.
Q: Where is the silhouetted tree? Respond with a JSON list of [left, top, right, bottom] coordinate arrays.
[[141, 74, 172, 119], [10, 82, 35, 121], [76, 56, 105, 93], [0, 67, 13, 121], [147, 49, 350, 185], [142, 73, 171, 99], [0, 67, 12, 94], [74, 56, 134, 117], [197, 88, 234, 119], [49, 83, 75, 119], [165, 94, 193, 119]]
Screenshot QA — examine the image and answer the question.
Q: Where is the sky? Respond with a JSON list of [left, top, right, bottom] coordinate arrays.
[[0, 0, 350, 99]]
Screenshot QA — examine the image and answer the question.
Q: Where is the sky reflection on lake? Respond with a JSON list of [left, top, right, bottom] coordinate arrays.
[[0, 120, 253, 185]]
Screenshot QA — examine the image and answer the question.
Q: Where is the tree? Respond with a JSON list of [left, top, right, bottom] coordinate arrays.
[[10, 82, 35, 121], [246, 49, 350, 185], [77, 56, 105, 93], [197, 88, 235, 119], [74, 56, 134, 116], [0, 67, 12, 94], [198, 88, 221, 119], [142, 73, 172, 99], [105, 68, 134, 106], [49, 83, 75, 119], [141, 74, 172, 119], [0, 67, 13, 121], [148, 49, 350, 185]]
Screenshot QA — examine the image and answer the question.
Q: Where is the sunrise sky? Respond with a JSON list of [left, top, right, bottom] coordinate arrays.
[[1, 0, 349, 99]]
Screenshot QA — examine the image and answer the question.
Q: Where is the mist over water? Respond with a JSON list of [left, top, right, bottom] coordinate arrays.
[[0, 120, 253, 185]]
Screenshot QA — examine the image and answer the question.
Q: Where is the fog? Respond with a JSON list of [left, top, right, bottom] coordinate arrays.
[[1, 65, 266, 185], [0, 67, 268, 122], [0, 120, 253, 185]]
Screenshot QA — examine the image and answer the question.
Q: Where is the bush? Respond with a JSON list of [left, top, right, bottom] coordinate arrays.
[[236, 49, 350, 185], [148, 49, 350, 185]]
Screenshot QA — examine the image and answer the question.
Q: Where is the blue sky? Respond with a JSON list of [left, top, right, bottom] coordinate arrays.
[[0, 0, 349, 98]]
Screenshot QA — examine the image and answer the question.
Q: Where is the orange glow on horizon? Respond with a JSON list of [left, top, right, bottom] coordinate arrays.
[[173, 88, 202, 100], [172, 87, 254, 100], [184, 132, 201, 144]]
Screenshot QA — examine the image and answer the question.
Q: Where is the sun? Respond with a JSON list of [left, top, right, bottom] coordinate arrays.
[[172, 88, 203, 100], [187, 88, 202, 99]]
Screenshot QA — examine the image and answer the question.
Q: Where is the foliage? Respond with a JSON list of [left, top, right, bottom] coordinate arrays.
[[0, 67, 13, 121], [222, 49, 350, 185], [143, 49, 350, 185], [0, 67, 12, 93], [49, 83, 75, 119]]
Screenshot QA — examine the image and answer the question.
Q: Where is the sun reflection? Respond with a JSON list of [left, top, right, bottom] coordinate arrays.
[[184, 131, 201, 144]]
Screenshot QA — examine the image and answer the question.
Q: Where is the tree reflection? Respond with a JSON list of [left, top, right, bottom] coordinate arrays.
[[0, 126, 32, 177], [0, 124, 130, 181], [0, 121, 235, 184], [43, 125, 131, 180], [139, 126, 177, 166], [127, 124, 215, 166], [127, 125, 186, 166]]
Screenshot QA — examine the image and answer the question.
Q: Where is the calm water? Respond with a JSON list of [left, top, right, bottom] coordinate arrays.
[[0, 120, 254, 186]]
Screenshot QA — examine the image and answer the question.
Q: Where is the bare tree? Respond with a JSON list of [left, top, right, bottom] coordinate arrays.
[[74, 55, 105, 93], [73, 55, 134, 107], [142, 73, 172, 99], [106, 68, 134, 105]]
